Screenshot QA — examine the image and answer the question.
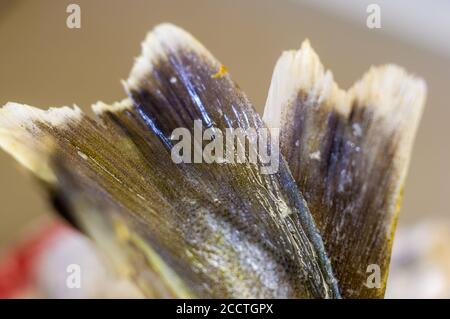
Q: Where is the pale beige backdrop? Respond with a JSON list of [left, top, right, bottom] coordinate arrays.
[[0, 0, 449, 248]]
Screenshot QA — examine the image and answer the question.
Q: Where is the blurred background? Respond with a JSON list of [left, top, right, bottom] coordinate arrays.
[[0, 0, 449, 298]]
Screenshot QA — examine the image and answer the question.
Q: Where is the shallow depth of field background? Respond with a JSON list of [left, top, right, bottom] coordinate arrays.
[[0, 0, 449, 297]]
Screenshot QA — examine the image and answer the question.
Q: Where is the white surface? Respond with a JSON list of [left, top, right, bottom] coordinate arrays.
[[296, 0, 450, 58]]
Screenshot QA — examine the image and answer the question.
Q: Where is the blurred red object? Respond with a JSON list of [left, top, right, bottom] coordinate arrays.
[[0, 221, 70, 298]]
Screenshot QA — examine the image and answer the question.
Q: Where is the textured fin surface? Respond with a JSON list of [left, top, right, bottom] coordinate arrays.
[[0, 25, 340, 298], [263, 41, 426, 298]]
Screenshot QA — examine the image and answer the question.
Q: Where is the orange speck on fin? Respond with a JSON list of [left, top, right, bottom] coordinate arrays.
[[211, 65, 228, 78]]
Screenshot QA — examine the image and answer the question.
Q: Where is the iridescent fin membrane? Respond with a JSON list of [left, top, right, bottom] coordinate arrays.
[[0, 24, 340, 298], [263, 40, 426, 298], [0, 101, 195, 298]]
